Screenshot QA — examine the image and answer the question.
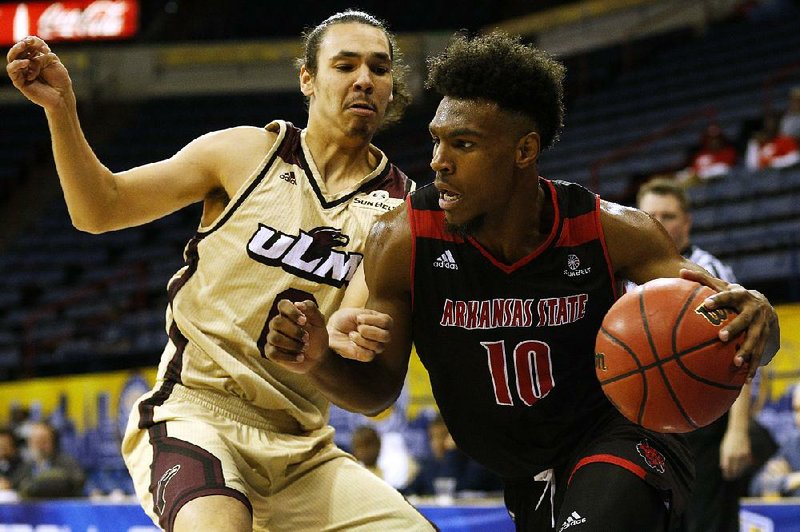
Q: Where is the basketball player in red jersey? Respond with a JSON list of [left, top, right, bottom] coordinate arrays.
[[7, 10, 435, 532], [268, 33, 780, 531]]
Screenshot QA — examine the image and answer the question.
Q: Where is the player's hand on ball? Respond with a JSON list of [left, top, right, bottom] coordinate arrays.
[[680, 268, 779, 377], [265, 299, 328, 374], [328, 308, 392, 363]]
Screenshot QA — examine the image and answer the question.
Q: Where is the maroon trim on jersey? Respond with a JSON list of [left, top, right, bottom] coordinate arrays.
[[137, 234, 199, 428], [276, 122, 303, 166], [567, 453, 647, 486], [197, 127, 288, 238], [594, 195, 621, 300], [148, 423, 253, 531], [467, 178, 560, 274], [137, 321, 188, 429], [296, 132, 411, 209], [358, 164, 412, 199], [167, 235, 200, 302]]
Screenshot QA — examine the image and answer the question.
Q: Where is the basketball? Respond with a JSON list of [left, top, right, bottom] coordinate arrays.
[[595, 277, 748, 433]]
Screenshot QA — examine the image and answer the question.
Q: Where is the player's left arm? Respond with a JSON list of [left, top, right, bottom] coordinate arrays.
[[601, 200, 780, 377]]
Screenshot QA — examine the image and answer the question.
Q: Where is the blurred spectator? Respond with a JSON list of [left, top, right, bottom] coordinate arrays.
[[0, 428, 23, 492], [779, 86, 800, 140], [350, 425, 383, 479], [15, 421, 85, 498], [350, 424, 420, 490], [9, 405, 37, 451], [746, 113, 800, 170], [678, 123, 738, 182], [403, 414, 502, 496], [750, 385, 800, 497]]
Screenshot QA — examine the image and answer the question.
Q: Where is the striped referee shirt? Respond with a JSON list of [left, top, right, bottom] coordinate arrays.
[[624, 243, 736, 293], [682, 244, 736, 283]]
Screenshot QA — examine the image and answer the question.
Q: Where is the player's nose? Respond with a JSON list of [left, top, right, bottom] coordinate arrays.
[[353, 65, 374, 93], [430, 145, 452, 174]]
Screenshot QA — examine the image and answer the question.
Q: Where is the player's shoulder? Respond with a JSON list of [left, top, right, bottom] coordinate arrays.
[[599, 198, 655, 234], [367, 202, 410, 258], [372, 201, 410, 238], [186, 125, 281, 196], [366, 204, 412, 283], [192, 125, 279, 156]]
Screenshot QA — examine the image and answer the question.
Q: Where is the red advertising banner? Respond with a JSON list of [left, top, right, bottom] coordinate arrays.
[[0, 1, 138, 45]]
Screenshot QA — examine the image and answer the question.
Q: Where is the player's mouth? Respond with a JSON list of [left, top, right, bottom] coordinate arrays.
[[347, 100, 377, 116], [436, 183, 461, 210]]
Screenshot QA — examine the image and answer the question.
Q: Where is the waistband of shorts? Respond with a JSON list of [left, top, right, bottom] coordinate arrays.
[[171, 384, 303, 434]]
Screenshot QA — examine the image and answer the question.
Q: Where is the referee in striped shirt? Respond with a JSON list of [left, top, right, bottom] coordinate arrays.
[[637, 177, 750, 532]]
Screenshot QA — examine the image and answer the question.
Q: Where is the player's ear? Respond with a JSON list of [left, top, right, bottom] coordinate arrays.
[[516, 131, 540, 168], [300, 65, 315, 97]]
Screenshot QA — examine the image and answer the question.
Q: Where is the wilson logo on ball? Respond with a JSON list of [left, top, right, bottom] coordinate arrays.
[[694, 304, 729, 326]]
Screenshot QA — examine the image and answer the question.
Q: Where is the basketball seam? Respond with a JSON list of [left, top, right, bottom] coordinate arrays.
[[598, 326, 648, 424], [640, 288, 698, 430], [598, 339, 742, 390]]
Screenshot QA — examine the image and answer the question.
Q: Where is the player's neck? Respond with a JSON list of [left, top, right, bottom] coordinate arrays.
[[473, 178, 549, 264], [304, 126, 379, 192]]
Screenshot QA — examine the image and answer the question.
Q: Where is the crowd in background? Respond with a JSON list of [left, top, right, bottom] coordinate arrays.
[[0, 419, 84, 500], [673, 87, 800, 185]]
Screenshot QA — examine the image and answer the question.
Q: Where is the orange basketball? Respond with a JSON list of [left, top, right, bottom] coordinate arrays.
[[595, 277, 748, 433]]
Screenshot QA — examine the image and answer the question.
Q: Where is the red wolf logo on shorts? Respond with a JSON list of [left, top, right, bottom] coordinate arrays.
[[636, 440, 666, 473]]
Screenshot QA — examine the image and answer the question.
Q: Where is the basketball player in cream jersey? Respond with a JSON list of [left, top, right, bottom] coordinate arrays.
[[7, 10, 434, 532]]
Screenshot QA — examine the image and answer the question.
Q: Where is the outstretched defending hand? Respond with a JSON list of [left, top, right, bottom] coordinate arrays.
[[265, 299, 393, 374], [6, 36, 72, 109], [680, 268, 780, 378]]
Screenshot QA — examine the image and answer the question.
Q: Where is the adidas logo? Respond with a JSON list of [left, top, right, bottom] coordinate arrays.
[[279, 171, 297, 185], [558, 511, 586, 531], [433, 250, 458, 270]]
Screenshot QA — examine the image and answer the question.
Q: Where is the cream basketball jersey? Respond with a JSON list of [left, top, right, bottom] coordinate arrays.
[[138, 120, 412, 431]]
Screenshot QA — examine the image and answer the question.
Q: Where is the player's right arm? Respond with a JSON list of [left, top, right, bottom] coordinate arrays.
[[266, 206, 415, 415], [6, 36, 274, 233], [320, 207, 415, 415]]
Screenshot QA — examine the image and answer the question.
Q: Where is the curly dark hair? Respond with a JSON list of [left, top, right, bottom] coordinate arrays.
[[426, 32, 566, 150], [297, 10, 411, 127]]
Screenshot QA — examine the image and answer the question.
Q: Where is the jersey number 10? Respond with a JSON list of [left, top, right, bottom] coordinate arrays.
[[481, 340, 555, 406]]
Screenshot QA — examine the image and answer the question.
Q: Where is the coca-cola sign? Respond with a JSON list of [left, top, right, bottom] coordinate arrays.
[[0, 1, 139, 45]]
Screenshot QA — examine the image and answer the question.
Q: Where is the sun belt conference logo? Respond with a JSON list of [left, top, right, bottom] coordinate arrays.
[[564, 253, 591, 277]]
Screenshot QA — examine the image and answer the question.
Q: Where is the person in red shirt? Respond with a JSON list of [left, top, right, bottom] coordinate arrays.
[[686, 124, 738, 180], [747, 113, 800, 170]]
